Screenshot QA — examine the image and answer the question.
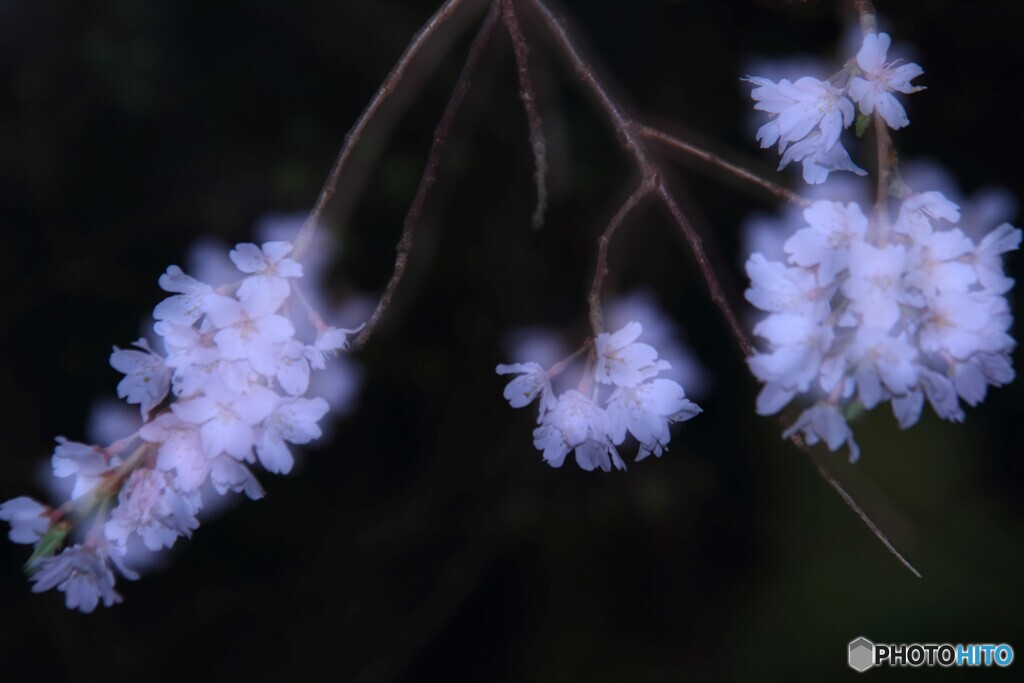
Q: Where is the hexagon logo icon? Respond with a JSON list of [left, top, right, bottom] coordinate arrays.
[[849, 637, 875, 672]]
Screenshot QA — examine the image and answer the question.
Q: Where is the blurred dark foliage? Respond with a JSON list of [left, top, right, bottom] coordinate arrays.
[[1, 1, 1023, 680]]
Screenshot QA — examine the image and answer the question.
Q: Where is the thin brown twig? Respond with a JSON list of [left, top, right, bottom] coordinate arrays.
[[527, 0, 919, 577], [871, 110, 896, 237], [793, 431, 922, 577], [853, 0, 878, 34], [655, 185, 756, 357], [351, 4, 502, 351], [291, 0, 473, 261], [500, 0, 549, 229], [639, 125, 810, 208], [587, 182, 654, 334]]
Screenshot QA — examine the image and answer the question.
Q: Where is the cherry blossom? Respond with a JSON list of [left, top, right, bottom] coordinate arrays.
[[110, 339, 172, 419], [0, 497, 51, 544], [29, 543, 125, 613], [848, 32, 925, 130], [2, 238, 356, 611], [498, 321, 702, 472], [496, 362, 554, 415], [745, 192, 1019, 461], [746, 76, 863, 184], [747, 29, 923, 184]]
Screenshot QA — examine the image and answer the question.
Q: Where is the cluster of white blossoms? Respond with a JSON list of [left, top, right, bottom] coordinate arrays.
[[747, 32, 923, 183], [746, 195, 1020, 461], [0, 240, 353, 612], [497, 322, 702, 472]]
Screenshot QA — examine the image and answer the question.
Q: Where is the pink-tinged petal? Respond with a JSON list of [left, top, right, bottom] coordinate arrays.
[[256, 314, 296, 343], [277, 355, 311, 396], [255, 431, 294, 474], [158, 265, 210, 295], [233, 387, 278, 425], [954, 362, 988, 406], [606, 321, 643, 349], [856, 32, 890, 74], [229, 243, 267, 273], [260, 241, 293, 264], [616, 342, 659, 373], [891, 390, 924, 429], [275, 397, 329, 443], [876, 92, 909, 129], [210, 457, 264, 499], [203, 295, 243, 328], [889, 63, 924, 93], [637, 379, 687, 416], [238, 275, 290, 317], [316, 327, 350, 353], [213, 327, 247, 361], [0, 497, 51, 544], [757, 382, 794, 413], [153, 294, 203, 325], [172, 396, 218, 425], [201, 418, 254, 461]]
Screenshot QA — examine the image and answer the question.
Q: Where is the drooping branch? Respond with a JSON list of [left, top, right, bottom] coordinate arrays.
[[500, 0, 549, 229], [351, 4, 502, 351], [654, 184, 756, 357], [292, 0, 476, 261], [524, 0, 751, 358], [639, 126, 810, 208], [526, 0, 920, 577], [587, 182, 654, 334]]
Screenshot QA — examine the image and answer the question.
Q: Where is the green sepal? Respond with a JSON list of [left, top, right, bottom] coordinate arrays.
[[24, 527, 68, 574], [845, 401, 865, 421], [855, 114, 871, 138]]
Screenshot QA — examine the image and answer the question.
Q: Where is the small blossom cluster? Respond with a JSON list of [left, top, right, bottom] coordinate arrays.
[[747, 32, 924, 184], [746, 194, 1020, 461], [1, 241, 352, 612], [497, 322, 702, 472]]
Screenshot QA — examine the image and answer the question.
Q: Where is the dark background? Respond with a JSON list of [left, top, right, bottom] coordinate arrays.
[[1, 1, 1022, 680]]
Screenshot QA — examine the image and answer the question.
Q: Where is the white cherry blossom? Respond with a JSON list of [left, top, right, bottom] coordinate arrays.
[[974, 224, 1021, 293], [29, 543, 124, 613], [496, 362, 555, 416], [105, 468, 201, 551], [110, 339, 171, 419], [140, 412, 209, 491], [594, 321, 667, 387], [205, 295, 296, 377], [9, 238, 367, 611], [746, 75, 863, 184], [499, 321, 702, 472], [0, 497, 51, 544], [172, 377, 277, 461], [532, 390, 623, 472], [153, 266, 215, 326], [848, 32, 924, 130], [255, 397, 329, 474], [783, 403, 861, 462], [745, 191, 1019, 460], [606, 378, 702, 460], [230, 241, 303, 317], [784, 200, 868, 285], [51, 438, 122, 500]]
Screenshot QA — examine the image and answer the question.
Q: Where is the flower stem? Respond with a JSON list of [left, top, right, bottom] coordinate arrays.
[[350, 3, 501, 351], [291, 0, 475, 262]]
